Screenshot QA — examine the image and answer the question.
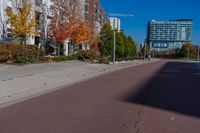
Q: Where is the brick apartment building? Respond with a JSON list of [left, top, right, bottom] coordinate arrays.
[[79, 0, 108, 33]]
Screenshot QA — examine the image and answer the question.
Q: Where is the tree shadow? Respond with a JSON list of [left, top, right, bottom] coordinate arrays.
[[122, 61, 200, 118]]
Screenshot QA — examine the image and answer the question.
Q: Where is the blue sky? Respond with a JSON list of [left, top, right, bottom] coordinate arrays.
[[100, 0, 200, 45]]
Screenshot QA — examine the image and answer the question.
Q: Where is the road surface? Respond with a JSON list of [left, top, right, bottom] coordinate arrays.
[[0, 60, 200, 133], [0, 60, 153, 108]]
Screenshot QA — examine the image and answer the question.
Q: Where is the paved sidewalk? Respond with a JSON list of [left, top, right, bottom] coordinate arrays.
[[0, 60, 158, 108]]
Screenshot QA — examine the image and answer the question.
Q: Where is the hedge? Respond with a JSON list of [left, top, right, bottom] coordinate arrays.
[[0, 42, 44, 63]]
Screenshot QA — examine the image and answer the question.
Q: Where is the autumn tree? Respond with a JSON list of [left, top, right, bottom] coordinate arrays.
[[181, 42, 196, 58], [75, 22, 99, 52], [5, 0, 36, 45], [50, 0, 82, 55], [72, 22, 93, 50], [88, 31, 100, 52]]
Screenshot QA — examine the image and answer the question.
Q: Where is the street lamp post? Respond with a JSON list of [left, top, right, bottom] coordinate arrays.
[[109, 13, 134, 64], [113, 31, 116, 64]]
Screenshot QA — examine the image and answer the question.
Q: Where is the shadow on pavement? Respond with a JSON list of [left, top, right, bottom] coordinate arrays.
[[122, 61, 200, 118]]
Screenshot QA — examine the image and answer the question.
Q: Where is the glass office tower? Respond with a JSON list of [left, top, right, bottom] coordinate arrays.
[[147, 19, 192, 51]]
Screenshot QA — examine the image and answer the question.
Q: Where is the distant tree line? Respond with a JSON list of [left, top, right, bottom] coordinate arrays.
[[141, 42, 199, 59]]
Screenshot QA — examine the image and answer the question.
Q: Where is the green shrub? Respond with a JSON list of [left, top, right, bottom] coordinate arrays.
[[0, 46, 9, 62], [76, 50, 99, 60], [97, 56, 112, 64], [39, 56, 50, 62], [0, 42, 45, 63], [15, 56, 34, 63], [51, 56, 77, 62]]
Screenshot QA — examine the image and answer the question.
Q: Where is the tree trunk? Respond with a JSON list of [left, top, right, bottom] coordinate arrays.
[[24, 36, 26, 46], [20, 36, 26, 46], [58, 45, 60, 56]]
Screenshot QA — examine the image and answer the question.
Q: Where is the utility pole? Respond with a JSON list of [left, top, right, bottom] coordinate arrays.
[[113, 31, 116, 64]]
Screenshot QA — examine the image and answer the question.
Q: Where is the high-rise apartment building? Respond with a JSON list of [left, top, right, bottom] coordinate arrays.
[[79, 0, 107, 33], [147, 19, 192, 51], [94, 1, 108, 33], [109, 17, 121, 32]]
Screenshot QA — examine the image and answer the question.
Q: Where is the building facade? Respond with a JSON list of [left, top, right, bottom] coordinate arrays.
[[109, 17, 121, 32], [147, 19, 192, 51], [79, 0, 107, 33], [0, 0, 107, 45], [0, 0, 52, 45], [94, 0, 108, 33], [0, 0, 8, 41]]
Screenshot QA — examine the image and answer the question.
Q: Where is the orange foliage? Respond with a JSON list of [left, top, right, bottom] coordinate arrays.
[[5, 2, 36, 37], [73, 22, 92, 43], [89, 32, 100, 51], [50, 0, 81, 45], [50, 0, 99, 47]]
